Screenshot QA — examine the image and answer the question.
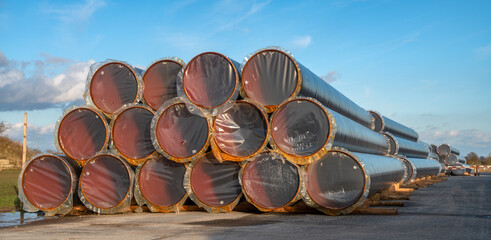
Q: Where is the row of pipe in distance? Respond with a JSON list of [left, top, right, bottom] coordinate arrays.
[[19, 47, 445, 216]]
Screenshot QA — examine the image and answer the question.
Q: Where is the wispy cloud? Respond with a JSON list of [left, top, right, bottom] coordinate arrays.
[[291, 35, 312, 48], [321, 71, 341, 83], [41, 0, 106, 23], [208, 0, 271, 36], [419, 125, 491, 155], [475, 44, 491, 57], [0, 50, 94, 111]]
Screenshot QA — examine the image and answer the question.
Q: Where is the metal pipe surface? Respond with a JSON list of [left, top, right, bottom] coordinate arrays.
[[404, 157, 441, 180], [151, 98, 211, 163], [241, 47, 374, 129], [270, 98, 390, 165], [55, 106, 109, 165], [211, 100, 269, 162], [382, 132, 429, 158], [134, 155, 187, 213], [369, 111, 419, 141], [303, 148, 405, 215], [84, 61, 143, 116], [240, 150, 302, 212], [184, 153, 242, 213], [78, 153, 134, 214], [179, 52, 241, 111], [437, 144, 460, 156], [111, 104, 155, 166], [18, 155, 80, 216], [142, 58, 185, 111]]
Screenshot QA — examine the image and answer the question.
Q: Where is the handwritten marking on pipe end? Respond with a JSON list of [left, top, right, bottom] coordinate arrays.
[[100, 71, 104, 75], [353, 166, 358, 169], [273, 127, 277, 131], [192, 150, 197, 154], [220, 200, 224, 205]]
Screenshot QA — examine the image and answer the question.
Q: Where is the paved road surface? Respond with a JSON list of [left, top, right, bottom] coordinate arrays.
[[1, 174, 489, 239]]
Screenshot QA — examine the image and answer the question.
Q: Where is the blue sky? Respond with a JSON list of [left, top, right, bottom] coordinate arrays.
[[0, 0, 490, 156]]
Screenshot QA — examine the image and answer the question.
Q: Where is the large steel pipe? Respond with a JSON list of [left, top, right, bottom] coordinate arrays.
[[151, 98, 211, 163], [211, 100, 269, 162], [270, 97, 389, 165], [443, 154, 459, 165], [241, 47, 374, 129], [398, 157, 417, 185], [437, 144, 460, 156], [403, 157, 441, 180], [84, 61, 143, 116], [111, 104, 155, 166], [369, 111, 419, 141], [142, 58, 185, 111], [78, 153, 134, 214], [134, 155, 187, 213], [179, 52, 241, 113], [184, 153, 242, 213], [382, 132, 429, 158], [240, 150, 303, 212], [55, 106, 109, 165], [18, 155, 79, 216], [303, 148, 405, 215]]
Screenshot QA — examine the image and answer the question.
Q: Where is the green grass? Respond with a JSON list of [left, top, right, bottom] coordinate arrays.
[[0, 168, 21, 211]]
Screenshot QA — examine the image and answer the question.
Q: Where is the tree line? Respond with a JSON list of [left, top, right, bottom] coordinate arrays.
[[465, 152, 491, 165]]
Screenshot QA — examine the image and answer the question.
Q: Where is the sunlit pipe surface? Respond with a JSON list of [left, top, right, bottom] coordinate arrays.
[[185, 153, 242, 213], [55, 106, 109, 165], [78, 153, 134, 214], [240, 150, 302, 211], [19, 155, 80, 216], [111, 104, 155, 166], [382, 132, 429, 158], [270, 98, 389, 165], [134, 155, 187, 212], [437, 144, 460, 156], [404, 157, 441, 179], [142, 58, 185, 111], [304, 149, 405, 215], [211, 100, 269, 161], [241, 47, 374, 129], [85, 61, 143, 116], [181, 52, 241, 110], [369, 111, 419, 142]]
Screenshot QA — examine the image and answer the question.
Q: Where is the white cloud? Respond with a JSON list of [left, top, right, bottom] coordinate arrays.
[[475, 44, 491, 57], [321, 71, 341, 83], [5, 122, 56, 152], [0, 50, 94, 110], [419, 125, 491, 155], [291, 35, 312, 48]]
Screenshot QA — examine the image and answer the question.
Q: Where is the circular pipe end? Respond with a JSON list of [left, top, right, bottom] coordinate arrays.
[[241, 151, 300, 210], [306, 151, 366, 210]]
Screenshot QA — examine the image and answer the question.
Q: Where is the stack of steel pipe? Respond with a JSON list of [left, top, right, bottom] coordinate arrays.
[[435, 143, 464, 175], [19, 47, 452, 216]]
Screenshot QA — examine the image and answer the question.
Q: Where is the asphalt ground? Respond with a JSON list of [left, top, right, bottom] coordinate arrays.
[[1, 174, 489, 240]]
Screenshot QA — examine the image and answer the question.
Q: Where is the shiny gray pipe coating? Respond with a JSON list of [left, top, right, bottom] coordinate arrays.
[[369, 111, 419, 142]]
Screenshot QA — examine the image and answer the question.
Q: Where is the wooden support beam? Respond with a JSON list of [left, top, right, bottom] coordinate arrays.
[[352, 207, 397, 215], [380, 194, 410, 201], [370, 201, 404, 207]]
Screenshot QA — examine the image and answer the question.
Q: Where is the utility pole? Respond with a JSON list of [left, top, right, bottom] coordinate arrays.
[[22, 112, 27, 167]]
